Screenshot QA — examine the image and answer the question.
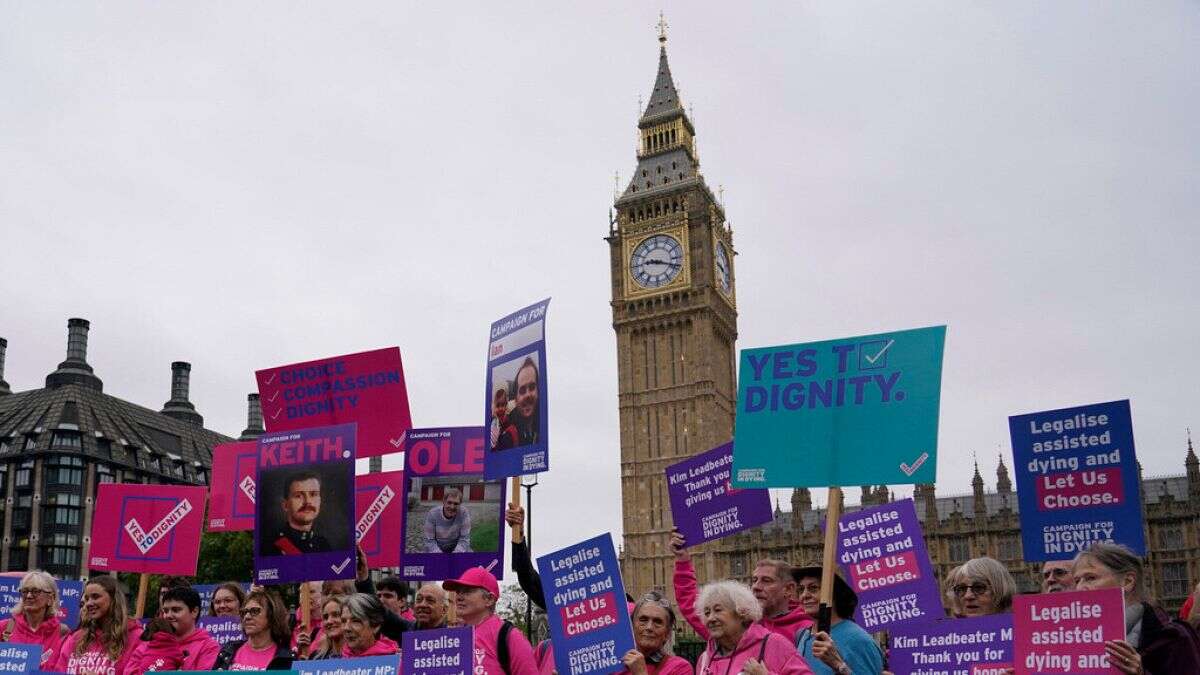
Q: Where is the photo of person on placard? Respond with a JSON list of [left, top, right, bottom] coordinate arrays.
[[258, 466, 352, 557], [490, 354, 540, 452], [404, 476, 501, 556]]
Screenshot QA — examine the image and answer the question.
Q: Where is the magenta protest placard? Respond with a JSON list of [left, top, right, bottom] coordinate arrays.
[[1013, 588, 1124, 675], [666, 442, 773, 547], [356, 469, 405, 568], [256, 347, 412, 458], [835, 499, 944, 632], [88, 483, 207, 575], [208, 441, 258, 531]]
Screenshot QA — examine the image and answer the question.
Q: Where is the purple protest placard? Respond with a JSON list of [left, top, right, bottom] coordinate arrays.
[[402, 626, 474, 675], [1013, 588, 1124, 675], [400, 427, 507, 582], [198, 616, 245, 647], [890, 614, 1013, 675], [666, 442, 772, 546], [483, 298, 550, 479], [254, 423, 357, 585], [835, 499, 944, 632]]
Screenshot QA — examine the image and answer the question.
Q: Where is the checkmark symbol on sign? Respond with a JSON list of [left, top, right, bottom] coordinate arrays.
[[900, 452, 929, 476], [389, 437, 403, 448], [267, 391, 280, 403], [271, 409, 282, 420], [864, 339, 894, 365], [330, 557, 351, 575], [265, 373, 277, 385]]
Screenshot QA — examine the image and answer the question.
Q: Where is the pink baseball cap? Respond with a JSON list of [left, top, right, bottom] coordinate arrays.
[[443, 567, 500, 597]]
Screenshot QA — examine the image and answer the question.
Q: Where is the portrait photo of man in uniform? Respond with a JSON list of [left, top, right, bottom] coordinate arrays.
[[258, 465, 353, 557]]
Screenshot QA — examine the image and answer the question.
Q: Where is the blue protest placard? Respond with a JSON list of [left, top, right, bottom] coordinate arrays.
[[294, 654, 400, 674], [538, 533, 635, 675], [666, 442, 773, 547], [889, 614, 1013, 675], [0, 577, 82, 629], [732, 326, 946, 487], [484, 298, 550, 479], [1009, 399, 1145, 559], [403, 626, 474, 675], [254, 423, 358, 584], [835, 499, 944, 633], [0, 644, 41, 671], [197, 616, 244, 647], [400, 427, 507, 582]]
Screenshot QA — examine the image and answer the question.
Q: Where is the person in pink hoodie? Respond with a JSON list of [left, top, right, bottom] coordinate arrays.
[[620, 591, 693, 675], [444, 567, 539, 675], [340, 593, 399, 657], [126, 587, 221, 673], [671, 530, 812, 643], [2, 570, 70, 669], [51, 575, 142, 674], [694, 580, 812, 675]]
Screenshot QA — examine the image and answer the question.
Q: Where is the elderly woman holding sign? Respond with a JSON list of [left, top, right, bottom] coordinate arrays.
[[695, 581, 812, 675], [341, 593, 399, 657], [619, 591, 693, 675], [943, 557, 1016, 618], [1073, 542, 1200, 674], [3, 570, 70, 668]]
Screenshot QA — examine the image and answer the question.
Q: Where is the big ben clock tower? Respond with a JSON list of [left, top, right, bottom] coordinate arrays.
[[608, 19, 739, 597]]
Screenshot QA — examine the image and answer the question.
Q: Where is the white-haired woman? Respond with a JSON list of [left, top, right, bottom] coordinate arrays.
[[696, 580, 812, 675], [2, 570, 69, 668], [1074, 542, 1200, 674], [944, 557, 1016, 618]]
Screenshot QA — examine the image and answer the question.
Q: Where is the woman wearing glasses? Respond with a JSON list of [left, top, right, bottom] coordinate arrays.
[[2, 570, 70, 668], [943, 557, 1016, 617], [212, 589, 295, 670], [51, 575, 141, 674], [620, 592, 693, 675]]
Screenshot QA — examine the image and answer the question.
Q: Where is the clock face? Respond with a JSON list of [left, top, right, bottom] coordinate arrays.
[[630, 234, 684, 288], [715, 241, 731, 293]]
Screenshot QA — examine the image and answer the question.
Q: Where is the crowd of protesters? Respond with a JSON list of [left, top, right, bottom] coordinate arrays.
[[3, 504, 1200, 673]]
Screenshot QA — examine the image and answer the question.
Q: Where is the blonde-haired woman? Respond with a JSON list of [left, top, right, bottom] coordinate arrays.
[[2, 570, 70, 668], [944, 557, 1016, 617], [51, 575, 141, 673], [695, 580, 811, 675]]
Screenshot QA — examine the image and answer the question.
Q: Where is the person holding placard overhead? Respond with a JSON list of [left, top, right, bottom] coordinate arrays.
[[1073, 542, 1200, 674], [792, 566, 883, 675], [51, 575, 142, 674], [942, 557, 1016, 618], [672, 530, 812, 642], [694, 580, 812, 675], [2, 570, 70, 669]]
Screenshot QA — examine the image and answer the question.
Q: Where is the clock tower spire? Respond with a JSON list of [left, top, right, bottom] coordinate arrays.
[[608, 21, 738, 597]]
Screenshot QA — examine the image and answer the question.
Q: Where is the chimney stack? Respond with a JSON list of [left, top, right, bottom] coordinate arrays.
[[160, 361, 203, 426], [46, 318, 103, 391], [239, 393, 264, 440], [0, 337, 10, 396]]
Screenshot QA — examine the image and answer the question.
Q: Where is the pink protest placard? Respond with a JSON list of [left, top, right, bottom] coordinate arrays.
[[256, 347, 412, 458], [208, 441, 258, 531], [88, 483, 207, 575], [356, 470, 405, 568], [1014, 587, 1124, 675]]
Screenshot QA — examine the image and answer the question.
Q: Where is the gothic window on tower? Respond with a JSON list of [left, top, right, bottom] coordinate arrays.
[[948, 537, 971, 562], [1158, 526, 1184, 550], [998, 536, 1020, 561], [1161, 562, 1189, 600]]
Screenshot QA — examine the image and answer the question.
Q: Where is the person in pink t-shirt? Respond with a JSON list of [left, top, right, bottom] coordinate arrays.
[[126, 587, 221, 673], [443, 567, 539, 675], [2, 570, 70, 669], [340, 593, 399, 657], [212, 589, 295, 671], [51, 575, 141, 675]]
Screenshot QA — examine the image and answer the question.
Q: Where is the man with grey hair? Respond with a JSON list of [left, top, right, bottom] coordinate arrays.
[[423, 488, 472, 553], [412, 583, 449, 630], [1040, 560, 1075, 593]]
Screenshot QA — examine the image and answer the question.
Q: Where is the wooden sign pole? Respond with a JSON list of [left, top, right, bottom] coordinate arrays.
[[818, 486, 843, 633], [133, 573, 150, 619], [510, 477, 524, 544], [298, 582, 311, 659]]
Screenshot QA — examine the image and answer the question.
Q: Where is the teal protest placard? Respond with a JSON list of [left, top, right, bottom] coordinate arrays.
[[732, 326, 946, 487]]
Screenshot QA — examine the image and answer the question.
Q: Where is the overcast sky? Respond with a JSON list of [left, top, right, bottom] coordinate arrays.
[[2, 2, 1197, 571]]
